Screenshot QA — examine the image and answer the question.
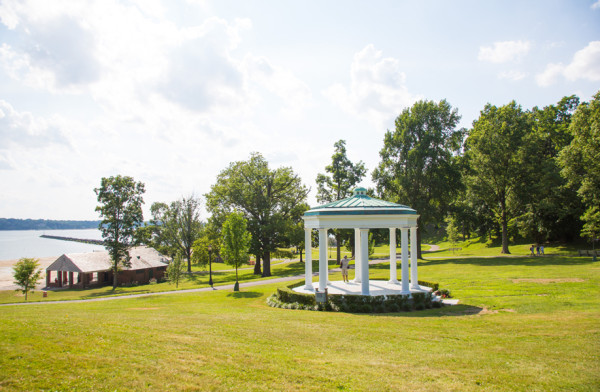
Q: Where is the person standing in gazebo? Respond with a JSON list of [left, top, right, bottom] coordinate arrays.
[[340, 255, 350, 283]]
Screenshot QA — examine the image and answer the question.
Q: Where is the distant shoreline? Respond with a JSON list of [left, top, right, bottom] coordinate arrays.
[[0, 219, 100, 231]]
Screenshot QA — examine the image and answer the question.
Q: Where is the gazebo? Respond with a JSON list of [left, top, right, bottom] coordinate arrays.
[[297, 188, 424, 296]]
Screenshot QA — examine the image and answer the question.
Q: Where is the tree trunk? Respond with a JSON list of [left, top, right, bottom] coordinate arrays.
[[335, 233, 341, 263], [262, 251, 271, 277], [500, 196, 511, 254], [299, 247, 303, 263], [112, 264, 118, 290], [253, 254, 262, 275], [186, 250, 192, 273]]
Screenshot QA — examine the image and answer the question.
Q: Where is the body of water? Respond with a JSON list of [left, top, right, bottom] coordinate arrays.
[[0, 229, 105, 261]]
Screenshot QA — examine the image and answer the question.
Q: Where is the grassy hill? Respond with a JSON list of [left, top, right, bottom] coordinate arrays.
[[0, 253, 598, 391]]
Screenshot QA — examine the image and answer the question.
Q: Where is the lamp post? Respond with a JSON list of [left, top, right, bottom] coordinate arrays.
[[208, 244, 213, 288]]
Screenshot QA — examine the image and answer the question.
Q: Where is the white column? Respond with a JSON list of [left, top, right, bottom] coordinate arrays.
[[401, 227, 410, 294], [353, 228, 361, 283], [304, 228, 313, 290], [318, 228, 328, 292], [410, 226, 419, 289], [360, 228, 370, 295], [326, 228, 331, 284], [389, 228, 398, 283]]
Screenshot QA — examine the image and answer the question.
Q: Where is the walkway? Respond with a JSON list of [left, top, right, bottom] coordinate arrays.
[[0, 274, 306, 307]]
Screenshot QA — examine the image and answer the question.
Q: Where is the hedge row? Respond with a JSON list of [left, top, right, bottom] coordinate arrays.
[[272, 280, 443, 313]]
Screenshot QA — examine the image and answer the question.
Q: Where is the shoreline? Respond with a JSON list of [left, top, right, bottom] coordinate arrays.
[[0, 256, 58, 290]]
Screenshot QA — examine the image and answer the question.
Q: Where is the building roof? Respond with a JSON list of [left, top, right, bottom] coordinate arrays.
[[304, 187, 416, 217], [46, 246, 169, 273]]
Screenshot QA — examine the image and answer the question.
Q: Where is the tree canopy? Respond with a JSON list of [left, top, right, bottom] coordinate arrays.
[[373, 99, 462, 257], [95, 175, 145, 289], [12, 257, 42, 301], [464, 101, 530, 254], [559, 91, 600, 241], [205, 152, 309, 277], [316, 139, 366, 262], [221, 212, 252, 291]]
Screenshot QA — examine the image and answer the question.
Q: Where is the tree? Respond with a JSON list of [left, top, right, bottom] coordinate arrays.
[[13, 258, 42, 301], [166, 254, 186, 288], [143, 196, 203, 272], [445, 216, 460, 254], [559, 90, 600, 241], [464, 101, 530, 254], [143, 202, 177, 257], [316, 139, 366, 262], [205, 152, 309, 277], [168, 195, 203, 273], [95, 175, 145, 289], [221, 212, 252, 291], [516, 95, 583, 242], [281, 202, 310, 262], [373, 99, 463, 258]]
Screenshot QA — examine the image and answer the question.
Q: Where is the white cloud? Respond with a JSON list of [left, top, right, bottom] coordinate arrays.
[[536, 41, 600, 86], [592, 0, 600, 10], [242, 55, 312, 116], [498, 70, 527, 81], [323, 44, 419, 127], [563, 41, 600, 81], [536, 63, 564, 87], [0, 100, 71, 149], [478, 40, 531, 63]]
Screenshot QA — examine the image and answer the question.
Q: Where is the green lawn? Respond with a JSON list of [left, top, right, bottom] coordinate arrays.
[[0, 259, 304, 304], [1, 254, 598, 391]]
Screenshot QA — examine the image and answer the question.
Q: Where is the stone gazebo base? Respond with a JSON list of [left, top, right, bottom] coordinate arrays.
[[293, 280, 434, 297]]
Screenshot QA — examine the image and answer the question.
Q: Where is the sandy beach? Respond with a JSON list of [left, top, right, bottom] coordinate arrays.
[[0, 256, 57, 290]]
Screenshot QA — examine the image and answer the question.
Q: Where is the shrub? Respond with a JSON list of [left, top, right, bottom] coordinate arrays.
[[273, 249, 294, 259], [273, 281, 439, 313]]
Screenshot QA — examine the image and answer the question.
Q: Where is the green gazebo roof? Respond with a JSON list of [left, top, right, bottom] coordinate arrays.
[[304, 188, 416, 217]]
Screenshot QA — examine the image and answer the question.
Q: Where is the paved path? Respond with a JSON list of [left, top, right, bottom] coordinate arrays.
[[0, 274, 307, 307]]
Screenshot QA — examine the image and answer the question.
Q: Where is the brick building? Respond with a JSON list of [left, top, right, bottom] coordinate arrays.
[[46, 246, 169, 289]]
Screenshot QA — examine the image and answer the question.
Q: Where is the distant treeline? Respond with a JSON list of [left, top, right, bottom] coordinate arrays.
[[0, 218, 101, 231]]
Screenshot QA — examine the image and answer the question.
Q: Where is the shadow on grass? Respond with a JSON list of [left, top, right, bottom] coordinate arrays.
[[227, 291, 262, 299], [81, 289, 153, 298], [348, 304, 485, 318], [419, 256, 596, 267]]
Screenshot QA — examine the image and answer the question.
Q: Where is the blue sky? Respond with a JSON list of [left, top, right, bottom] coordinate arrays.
[[0, 0, 599, 220]]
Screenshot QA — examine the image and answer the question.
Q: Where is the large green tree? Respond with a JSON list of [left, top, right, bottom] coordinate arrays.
[[516, 95, 583, 242], [221, 212, 252, 291], [205, 153, 309, 277], [559, 90, 600, 241], [373, 99, 463, 257], [464, 101, 530, 254], [143, 196, 203, 272], [316, 139, 366, 262], [12, 257, 42, 301], [169, 195, 203, 272], [95, 175, 145, 289]]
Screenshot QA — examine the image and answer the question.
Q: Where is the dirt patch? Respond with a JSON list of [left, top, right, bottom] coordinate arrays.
[[512, 278, 585, 284], [444, 307, 515, 316], [127, 307, 162, 310]]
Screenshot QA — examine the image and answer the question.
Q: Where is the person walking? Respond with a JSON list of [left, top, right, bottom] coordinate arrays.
[[340, 255, 350, 283], [540, 245, 545, 255], [536, 245, 540, 256], [530, 245, 535, 256]]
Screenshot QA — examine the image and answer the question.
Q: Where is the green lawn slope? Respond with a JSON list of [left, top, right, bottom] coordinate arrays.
[[0, 254, 598, 391]]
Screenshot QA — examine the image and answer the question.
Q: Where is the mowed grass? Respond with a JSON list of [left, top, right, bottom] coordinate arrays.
[[0, 258, 305, 304], [1, 255, 598, 391]]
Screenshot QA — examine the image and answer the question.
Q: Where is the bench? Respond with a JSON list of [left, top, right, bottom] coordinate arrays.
[[578, 250, 600, 256]]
